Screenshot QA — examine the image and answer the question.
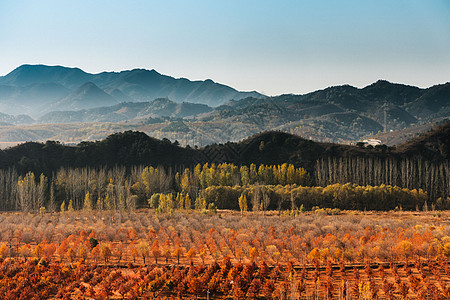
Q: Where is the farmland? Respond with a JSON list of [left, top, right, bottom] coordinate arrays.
[[0, 209, 449, 299]]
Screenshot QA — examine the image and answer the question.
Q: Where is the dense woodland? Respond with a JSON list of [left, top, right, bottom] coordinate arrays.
[[0, 122, 448, 213], [315, 156, 449, 201], [0, 162, 438, 213]]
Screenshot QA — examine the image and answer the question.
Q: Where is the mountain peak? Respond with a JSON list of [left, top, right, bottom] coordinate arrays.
[[45, 81, 118, 113], [0, 64, 266, 109], [70, 81, 112, 98], [78, 81, 99, 90], [151, 97, 176, 105], [365, 79, 393, 89], [1, 64, 91, 89]]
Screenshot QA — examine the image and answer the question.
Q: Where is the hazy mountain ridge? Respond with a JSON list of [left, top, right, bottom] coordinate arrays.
[[39, 98, 213, 123], [0, 112, 34, 125], [0, 65, 448, 146], [0, 82, 69, 116], [0, 65, 264, 116], [200, 80, 449, 143], [45, 82, 119, 113]]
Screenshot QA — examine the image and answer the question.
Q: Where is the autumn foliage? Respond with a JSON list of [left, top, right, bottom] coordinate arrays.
[[0, 209, 449, 298]]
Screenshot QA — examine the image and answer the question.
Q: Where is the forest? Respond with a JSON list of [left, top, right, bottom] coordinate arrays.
[[0, 162, 440, 213], [0, 122, 448, 206]]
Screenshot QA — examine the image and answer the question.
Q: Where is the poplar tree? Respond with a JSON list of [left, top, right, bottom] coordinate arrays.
[[83, 192, 92, 211], [238, 194, 248, 215]]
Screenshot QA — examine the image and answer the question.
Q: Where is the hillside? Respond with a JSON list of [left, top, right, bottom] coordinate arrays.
[[0, 82, 69, 116], [26, 79, 447, 146], [0, 131, 200, 174], [394, 120, 450, 160], [38, 98, 213, 123], [0, 64, 264, 116], [0, 65, 448, 145], [0, 130, 340, 174], [45, 82, 119, 112], [2, 121, 448, 173], [0, 123, 448, 200]]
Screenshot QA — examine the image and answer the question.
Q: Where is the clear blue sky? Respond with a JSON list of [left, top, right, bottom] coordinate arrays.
[[1, 0, 449, 95]]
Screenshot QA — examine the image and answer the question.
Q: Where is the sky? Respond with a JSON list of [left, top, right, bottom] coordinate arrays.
[[0, 0, 449, 96]]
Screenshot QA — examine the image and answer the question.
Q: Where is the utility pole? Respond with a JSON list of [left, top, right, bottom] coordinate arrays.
[[383, 100, 388, 133]]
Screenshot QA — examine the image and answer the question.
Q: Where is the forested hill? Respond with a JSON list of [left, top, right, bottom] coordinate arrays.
[[0, 121, 448, 176], [0, 130, 375, 174], [0, 131, 198, 175], [395, 121, 450, 161]]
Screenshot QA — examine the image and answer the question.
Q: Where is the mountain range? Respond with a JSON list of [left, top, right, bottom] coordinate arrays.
[[36, 80, 450, 145], [0, 64, 263, 116], [0, 64, 448, 146]]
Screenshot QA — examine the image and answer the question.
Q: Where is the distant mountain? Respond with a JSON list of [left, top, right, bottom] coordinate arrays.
[[0, 112, 34, 125], [0, 65, 92, 89], [361, 80, 423, 106], [138, 98, 213, 119], [0, 64, 265, 116], [407, 83, 450, 118], [100, 69, 263, 106], [200, 80, 449, 143], [39, 98, 213, 123], [5, 79, 448, 146], [0, 82, 69, 115], [0, 64, 448, 145], [44, 82, 119, 112]]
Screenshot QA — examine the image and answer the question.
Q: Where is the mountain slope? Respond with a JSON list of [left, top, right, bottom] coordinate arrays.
[[406, 83, 450, 118], [2, 123, 448, 175], [0, 65, 448, 145], [0, 64, 93, 89], [0, 65, 265, 113], [100, 69, 263, 106], [39, 98, 213, 123], [0, 82, 69, 115], [45, 82, 119, 113], [395, 120, 450, 160]]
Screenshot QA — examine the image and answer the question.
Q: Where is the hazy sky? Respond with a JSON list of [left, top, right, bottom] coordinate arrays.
[[1, 0, 449, 95]]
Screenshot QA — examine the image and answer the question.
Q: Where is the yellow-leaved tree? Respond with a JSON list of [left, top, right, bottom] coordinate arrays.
[[238, 194, 248, 215]]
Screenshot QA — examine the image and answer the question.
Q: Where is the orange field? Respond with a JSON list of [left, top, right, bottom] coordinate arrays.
[[0, 209, 449, 299]]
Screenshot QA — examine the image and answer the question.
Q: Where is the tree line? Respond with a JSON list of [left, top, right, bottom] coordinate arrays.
[[173, 183, 430, 212], [0, 161, 442, 213], [0, 163, 310, 212], [315, 156, 449, 201]]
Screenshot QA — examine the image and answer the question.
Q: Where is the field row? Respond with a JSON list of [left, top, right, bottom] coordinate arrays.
[[1, 257, 449, 299], [0, 210, 449, 298]]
